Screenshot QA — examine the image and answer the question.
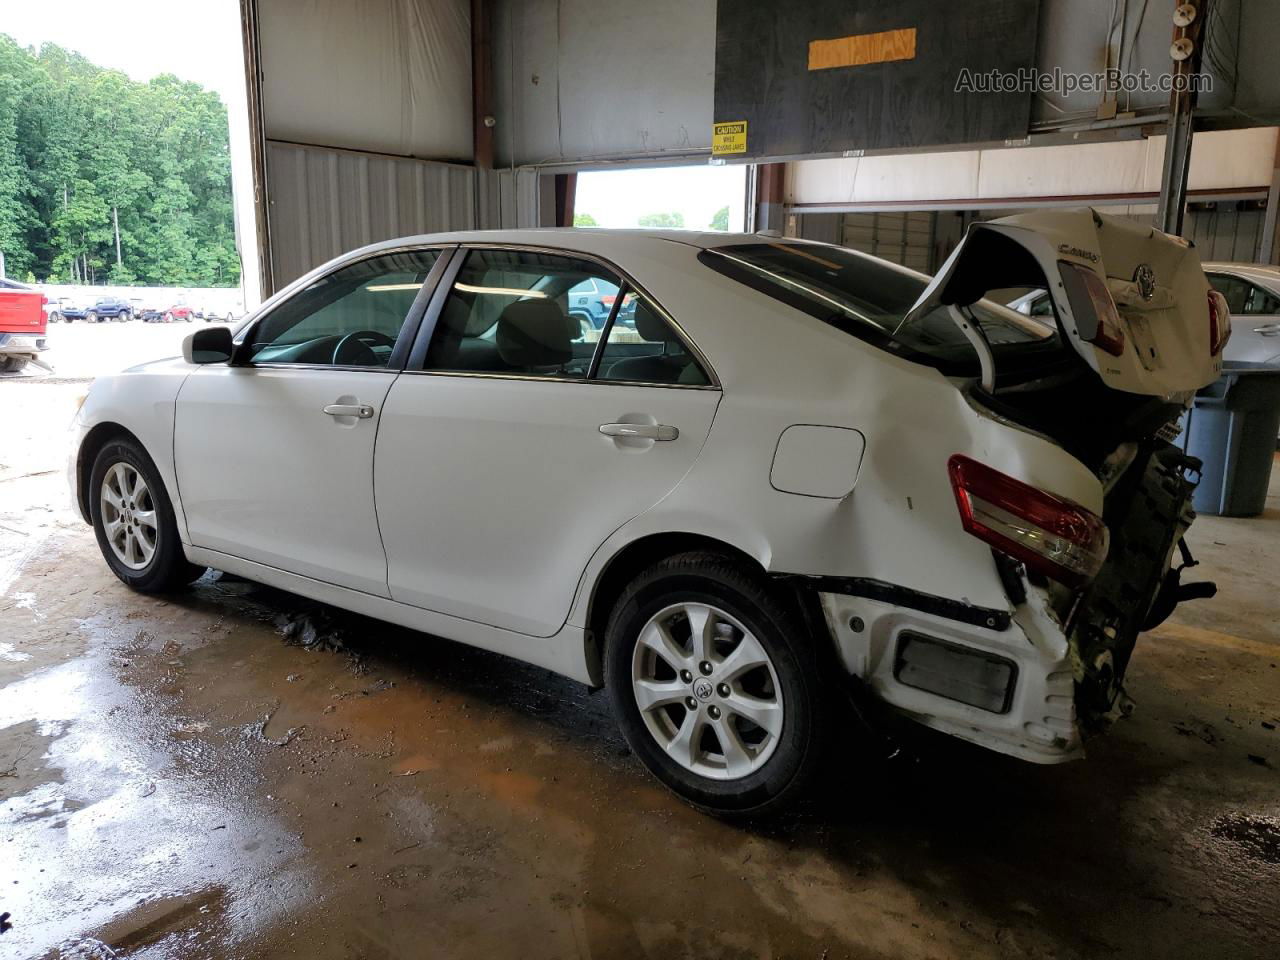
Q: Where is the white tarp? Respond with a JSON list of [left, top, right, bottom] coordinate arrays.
[[259, 0, 473, 161]]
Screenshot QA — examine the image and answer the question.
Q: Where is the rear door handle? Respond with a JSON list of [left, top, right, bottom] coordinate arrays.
[[1253, 322, 1280, 336], [323, 403, 375, 419], [599, 422, 679, 441]]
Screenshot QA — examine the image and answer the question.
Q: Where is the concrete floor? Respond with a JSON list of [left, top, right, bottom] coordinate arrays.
[[2, 341, 1279, 959]]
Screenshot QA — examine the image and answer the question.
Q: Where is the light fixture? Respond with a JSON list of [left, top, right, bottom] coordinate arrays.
[[1173, 3, 1197, 27], [365, 282, 422, 292]]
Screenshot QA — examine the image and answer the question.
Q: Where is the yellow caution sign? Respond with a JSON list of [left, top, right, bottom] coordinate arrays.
[[712, 121, 748, 156]]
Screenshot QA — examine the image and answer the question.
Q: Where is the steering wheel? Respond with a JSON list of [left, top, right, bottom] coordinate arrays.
[[332, 330, 397, 366]]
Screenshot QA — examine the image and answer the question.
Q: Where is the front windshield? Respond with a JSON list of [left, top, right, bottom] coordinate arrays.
[[700, 241, 1056, 373]]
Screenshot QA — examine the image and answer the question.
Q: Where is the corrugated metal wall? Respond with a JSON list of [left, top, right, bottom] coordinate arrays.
[[799, 204, 1269, 275], [1185, 206, 1266, 262], [839, 212, 937, 272], [265, 141, 477, 288]]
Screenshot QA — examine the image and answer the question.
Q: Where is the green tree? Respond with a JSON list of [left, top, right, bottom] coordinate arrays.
[[573, 212, 598, 227], [638, 211, 685, 228], [0, 35, 240, 286], [709, 206, 730, 231]]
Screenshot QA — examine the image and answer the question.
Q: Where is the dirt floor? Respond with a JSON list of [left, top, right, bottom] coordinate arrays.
[[2, 332, 1279, 959]]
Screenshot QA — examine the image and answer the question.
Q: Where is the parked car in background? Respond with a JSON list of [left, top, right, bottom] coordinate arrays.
[[45, 296, 77, 323], [58, 301, 90, 323], [1011, 260, 1278, 368], [0, 278, 49, 373], [86, 296, 134, 322], [566, 276, 619, 332], [161, 303, 195, 323], [1200, 263, 1280, 366], [72, 212, 1225, 814]]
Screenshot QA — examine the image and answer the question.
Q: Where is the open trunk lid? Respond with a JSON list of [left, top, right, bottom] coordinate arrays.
[[905, 208, 1225, 398]]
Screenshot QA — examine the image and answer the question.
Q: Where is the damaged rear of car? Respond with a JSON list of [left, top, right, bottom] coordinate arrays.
[[703, 208, 1224, 757], [907, 209, 1224, 724]]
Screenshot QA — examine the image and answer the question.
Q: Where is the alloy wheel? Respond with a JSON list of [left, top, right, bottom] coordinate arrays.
[[631, 602, 784, 780], [100, 462, 158, 570]]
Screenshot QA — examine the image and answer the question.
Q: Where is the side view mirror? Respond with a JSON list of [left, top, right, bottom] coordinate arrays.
[[183, 325, 234, 364]]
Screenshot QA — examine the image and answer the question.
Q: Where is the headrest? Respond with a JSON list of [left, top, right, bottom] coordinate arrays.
[[634, 300, 675, 343], [497, 299, 573, 367]]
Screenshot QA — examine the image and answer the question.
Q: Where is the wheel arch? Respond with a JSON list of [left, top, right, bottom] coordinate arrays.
[[582, 531, 770, 687], [76, 422, 145, 523]]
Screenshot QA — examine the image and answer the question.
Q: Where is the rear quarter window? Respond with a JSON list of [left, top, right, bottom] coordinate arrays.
[[698, 242, 1057, 376]]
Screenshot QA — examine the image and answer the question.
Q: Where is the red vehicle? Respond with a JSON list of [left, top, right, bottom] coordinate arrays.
[[162, 303, 195, 323], [0, 279, 50, 373]]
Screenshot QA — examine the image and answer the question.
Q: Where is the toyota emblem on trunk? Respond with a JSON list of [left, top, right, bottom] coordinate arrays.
[[1134, 263, 1156, 301]]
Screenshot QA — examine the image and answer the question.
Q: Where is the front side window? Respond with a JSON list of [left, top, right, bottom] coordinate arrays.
[[248, 249, 440, 367], [424, 249, 620, 378]]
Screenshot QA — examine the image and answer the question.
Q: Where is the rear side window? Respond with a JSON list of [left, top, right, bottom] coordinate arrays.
[[699, 242, 1055, 374], [596, 295, 710, 386], [425, 249, 620, 378]]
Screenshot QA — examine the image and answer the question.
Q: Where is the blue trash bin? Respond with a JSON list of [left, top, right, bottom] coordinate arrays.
[[1181, 361, 1280, 517]]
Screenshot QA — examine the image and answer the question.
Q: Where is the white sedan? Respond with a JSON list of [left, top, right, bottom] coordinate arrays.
[[70, 212, 1224, 814]]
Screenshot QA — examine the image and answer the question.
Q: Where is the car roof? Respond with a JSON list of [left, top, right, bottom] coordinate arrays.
[[340, 228, 810, 256], [1202, 261, 1280, 282]]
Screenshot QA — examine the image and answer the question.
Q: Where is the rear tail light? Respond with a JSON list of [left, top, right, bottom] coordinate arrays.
[[1207, 289, 1231, 355], [948, 455, 1109, 587], [1059, 261, 1126, 357]]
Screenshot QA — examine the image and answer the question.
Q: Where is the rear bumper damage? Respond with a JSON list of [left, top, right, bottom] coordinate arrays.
[[819, 583, 1082, 764], [813, 440, 1210, 764]]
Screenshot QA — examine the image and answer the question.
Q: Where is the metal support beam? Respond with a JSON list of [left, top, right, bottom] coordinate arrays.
[[239, 0, 274, 299], [553, 173, 577, 227], [472, 0, 494, 171], [754, 163, 786, 234], [1259, 133, 1280, 264], [1156, 0, 1211, 236]]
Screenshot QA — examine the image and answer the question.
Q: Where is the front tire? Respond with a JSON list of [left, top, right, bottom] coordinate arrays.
[[604, 552, 829, 816], [88, 311, 99, 323], [90, 438, 204, 592]]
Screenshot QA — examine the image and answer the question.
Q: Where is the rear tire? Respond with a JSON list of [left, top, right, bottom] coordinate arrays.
[[0, 357, 28, 373], [90, 438, 205, 592], [604, 551, 829, 816]]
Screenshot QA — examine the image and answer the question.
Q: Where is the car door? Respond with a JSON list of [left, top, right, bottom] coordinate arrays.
[[374, 245, 721, 637], [174, 246, 448, 596]]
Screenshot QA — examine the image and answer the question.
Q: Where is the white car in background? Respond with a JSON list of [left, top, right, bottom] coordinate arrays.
[[1013, 259, 1278, 367], [1199, 263, 1280, 365], [69, 211, 1223, 814]]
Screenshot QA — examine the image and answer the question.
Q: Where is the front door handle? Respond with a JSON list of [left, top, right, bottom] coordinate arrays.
[[1254, 322, 1280, 336], [323, 403, 375, 419], [599, 422, 679, 441]]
